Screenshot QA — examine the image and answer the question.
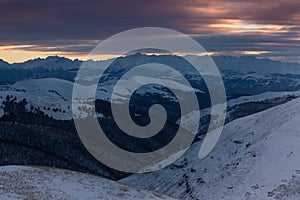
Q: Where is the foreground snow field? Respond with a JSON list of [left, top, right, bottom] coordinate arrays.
[[122, 97, 300, 200], [0, 166, 176, 200]]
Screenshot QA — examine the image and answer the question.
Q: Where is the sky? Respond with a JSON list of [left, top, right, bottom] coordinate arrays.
[[0, 0, 300, 63]]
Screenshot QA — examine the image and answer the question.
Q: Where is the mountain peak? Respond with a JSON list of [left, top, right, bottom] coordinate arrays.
[[44, 55, 73, 62], [0, 58, 11, 71], [0, 58, 9, 64]]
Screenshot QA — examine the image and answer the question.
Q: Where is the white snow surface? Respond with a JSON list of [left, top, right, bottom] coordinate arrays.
[[122, 97, 300, 200], [0, 165, 176, 200]]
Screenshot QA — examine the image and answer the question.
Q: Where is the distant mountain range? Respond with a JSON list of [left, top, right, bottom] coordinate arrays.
[[1, 54, 300, 101], [1, 54, 300, 84]]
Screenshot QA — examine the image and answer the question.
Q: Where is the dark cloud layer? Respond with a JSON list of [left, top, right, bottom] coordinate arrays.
[[0, 0, 300, 61]]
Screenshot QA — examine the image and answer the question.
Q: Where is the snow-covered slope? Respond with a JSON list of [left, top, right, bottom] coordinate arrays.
[[178, 90, 300, 134], [122, 97, 300, 200], [0, 78, 75, 120], [0, 78, 96, 120], [1, 77, 300, 122], [227, 91, 300, 107], [12, 78, 75, 100], [0, 166, 175, 200]]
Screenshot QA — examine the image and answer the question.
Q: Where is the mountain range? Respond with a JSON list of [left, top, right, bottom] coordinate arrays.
[[1, 54, 300, 199]]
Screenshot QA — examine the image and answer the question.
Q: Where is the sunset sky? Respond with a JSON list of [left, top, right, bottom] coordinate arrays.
[[1, 0, 300, 63]]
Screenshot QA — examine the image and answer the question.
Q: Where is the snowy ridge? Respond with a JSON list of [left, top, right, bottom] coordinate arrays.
[[0, 166, 176, 200], [122, 97, 300, 200], [0, 78, 96, 120], [13, 56, 81, 71], [227, 90, 300, 107], [178, 90, 300, 133], [186, 55, 300, 74], [0, 78, 76, 120], [11, 78, 75, 100], [1, 78, 300, 122], [0, 77, 203, 120]]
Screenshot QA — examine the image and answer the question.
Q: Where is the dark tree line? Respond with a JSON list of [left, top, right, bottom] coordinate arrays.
[[1, 95, 75, 132]]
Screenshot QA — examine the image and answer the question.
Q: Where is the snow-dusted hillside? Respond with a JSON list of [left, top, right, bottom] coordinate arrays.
[[0, 78, 96, 120], [0, 166, 175, 200], [0, 78, 75, 120], [1, 77, 300, 121], [0, 77, 199, 119], [178, 90, 300, 134], [122, 97, 300, 200], [227, 91, 300, 107]]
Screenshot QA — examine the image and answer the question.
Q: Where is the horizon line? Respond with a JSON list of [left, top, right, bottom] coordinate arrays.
[[1, 53, 299, 65]]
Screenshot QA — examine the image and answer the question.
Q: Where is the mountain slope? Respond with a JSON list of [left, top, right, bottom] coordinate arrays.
[[0, 166, 176, 200], [2, 77, 300, 121], [0, 59, 11, 71], [122, 97, 300, 200]]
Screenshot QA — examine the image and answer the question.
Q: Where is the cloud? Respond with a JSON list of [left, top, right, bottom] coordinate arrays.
[[0, 0, 299, 62]]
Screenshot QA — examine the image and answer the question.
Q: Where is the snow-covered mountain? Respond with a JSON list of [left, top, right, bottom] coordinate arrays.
[[2, 54, 300, 74], [1, 77, 299, 122], [0, 77, 198, 119], [2, 55, 300, 199], [1, 54, 300, 84], [122, 97, 300, 200], [16, 56, 81, 70], [179, 90, 300, 135], [0, 166, 175, 200], [212, 55, 300, 74], [9, 56, 78, 71], [0, 56, 81, 83]]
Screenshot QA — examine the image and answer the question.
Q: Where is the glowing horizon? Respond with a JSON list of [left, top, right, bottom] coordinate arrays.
[[0, 0, 299, 62], [0, 48, 280, 64]]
